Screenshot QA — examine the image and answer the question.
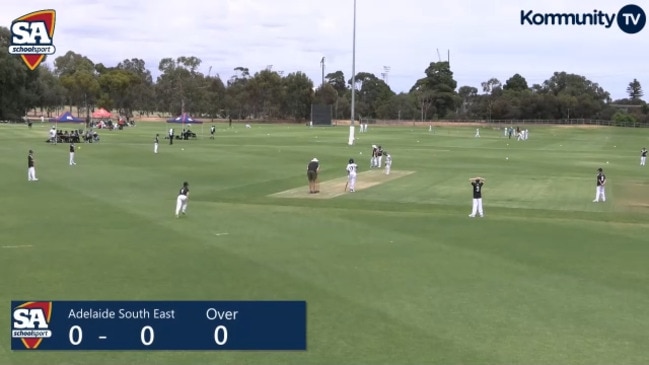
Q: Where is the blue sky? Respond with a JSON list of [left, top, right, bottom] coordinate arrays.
[[2, 0, 648, 100]]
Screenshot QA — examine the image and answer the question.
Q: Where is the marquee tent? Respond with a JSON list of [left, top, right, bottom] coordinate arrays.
[[50, 111, 85, 123], [166, 113, 203, 124], [91, 108, 112, 118]]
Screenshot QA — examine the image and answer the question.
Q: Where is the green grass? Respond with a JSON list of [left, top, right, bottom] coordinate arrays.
[[1, 121, 648, 364]]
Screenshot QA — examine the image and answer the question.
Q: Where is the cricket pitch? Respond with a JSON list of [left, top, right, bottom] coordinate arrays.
[[270, 170, 415, 199]]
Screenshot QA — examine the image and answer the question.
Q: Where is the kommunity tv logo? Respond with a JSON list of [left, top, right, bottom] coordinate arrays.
[[520, 4, 646, 34]]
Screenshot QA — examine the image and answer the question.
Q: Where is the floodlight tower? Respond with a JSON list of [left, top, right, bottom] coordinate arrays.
[[348, 0, 357, 146], [383, 66, 391, 85]]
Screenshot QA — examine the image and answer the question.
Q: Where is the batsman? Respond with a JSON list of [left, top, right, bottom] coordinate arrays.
[[345, 158, 358, 192]]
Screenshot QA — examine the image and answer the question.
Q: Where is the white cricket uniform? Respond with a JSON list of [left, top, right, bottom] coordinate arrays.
[[154, 136, 159, 153], [385, 154, 392, 175], [49, 128, 57, 144], [346, 163, 358, 192], [475, 128, 480, 137], [377, 150, 383, 168]]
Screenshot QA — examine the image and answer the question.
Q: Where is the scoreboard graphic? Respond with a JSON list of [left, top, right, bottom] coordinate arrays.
[[10, 300, 307, 350]]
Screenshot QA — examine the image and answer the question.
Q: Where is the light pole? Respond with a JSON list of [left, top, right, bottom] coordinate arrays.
[[383, 66, 390, 85], [320, 57, 325, 87], [348, 0, 357, 145]]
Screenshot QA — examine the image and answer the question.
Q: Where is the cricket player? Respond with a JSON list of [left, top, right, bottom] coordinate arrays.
[[169, 128, 174, 145], [346, 158, 358, 192], [593, 168, 606, 202], [384, 152, 392, 175], [475, 128, 480, 137], [307, 158, 320, 194], [69, 142, 76, 165], [524, 129, 529, 140], [377, 146, 384, 168], [370, 145, 378, 168], [175, 181, 190, 217], [49, 127, 57, 144], [27, 150, 38, 181], [468, 177, 485, 217], [641, 147, 647, 166], [210, 125, 216, 139], [154, 134, 159, 153]]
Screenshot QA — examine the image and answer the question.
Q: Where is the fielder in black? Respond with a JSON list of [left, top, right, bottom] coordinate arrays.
[[468, 177, 485, 217], [307, 158, 320, 194], [594, 168, 606, 202], [210, 125, 216, 139], [28, 150, 38, 181]]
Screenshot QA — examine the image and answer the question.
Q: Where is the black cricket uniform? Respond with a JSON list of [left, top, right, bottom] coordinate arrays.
[[210, 126, 216, 139], [307, 161, 319, 182], [179, 186, 189, 196], [28, 154, 34, 168], [155, 135, 159, 144], [169, 130, 174, 145], [472, 180, 483, 199], [597, 172, 606, 186], [642, 149, 647, 157], [69, 143, 75, 153]]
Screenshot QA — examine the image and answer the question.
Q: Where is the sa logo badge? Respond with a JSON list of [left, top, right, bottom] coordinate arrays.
[[11, 301, 53, 349], [8, 10, 57, 70]]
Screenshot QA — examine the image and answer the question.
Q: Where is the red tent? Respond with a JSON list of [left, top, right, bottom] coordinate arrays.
[[92, 108, 112, 118]]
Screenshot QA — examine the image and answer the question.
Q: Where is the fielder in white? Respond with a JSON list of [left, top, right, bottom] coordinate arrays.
[[175, 181, 190, 217], [27, 150, 38, 181], [475, 128, 480, 137], [641, 147, 647, 166], [593, 168, 606, 203], [49, 127, 57, 144], [154, 134, 159, 153], [468, 177, 485, 218], [384, 152, 392, 175], [370, 145, 378, 168], [346, 158, 358, 192]]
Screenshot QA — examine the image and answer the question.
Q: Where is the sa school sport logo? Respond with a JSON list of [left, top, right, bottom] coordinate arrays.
[[8, 10, 57, 70], [520, 4, 646, 34], [11, 301, 53, 349]]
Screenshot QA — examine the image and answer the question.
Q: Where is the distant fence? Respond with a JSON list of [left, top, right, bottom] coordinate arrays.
[[333, 118, 649, 128], [4, 117, 648, 128]]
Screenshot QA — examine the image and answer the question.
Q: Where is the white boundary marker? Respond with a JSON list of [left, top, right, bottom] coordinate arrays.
[[2, 245, 33, 249]]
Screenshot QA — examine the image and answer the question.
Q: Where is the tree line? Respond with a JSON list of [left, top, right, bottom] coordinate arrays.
[[1, 26, 647, 125]]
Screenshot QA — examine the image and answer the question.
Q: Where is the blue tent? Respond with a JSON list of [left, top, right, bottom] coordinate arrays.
[[50, 111, 85, 123], [166, 113, 203, 124]]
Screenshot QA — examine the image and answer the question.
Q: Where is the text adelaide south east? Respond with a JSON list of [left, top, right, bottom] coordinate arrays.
[[67, 308, 176, 320]]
